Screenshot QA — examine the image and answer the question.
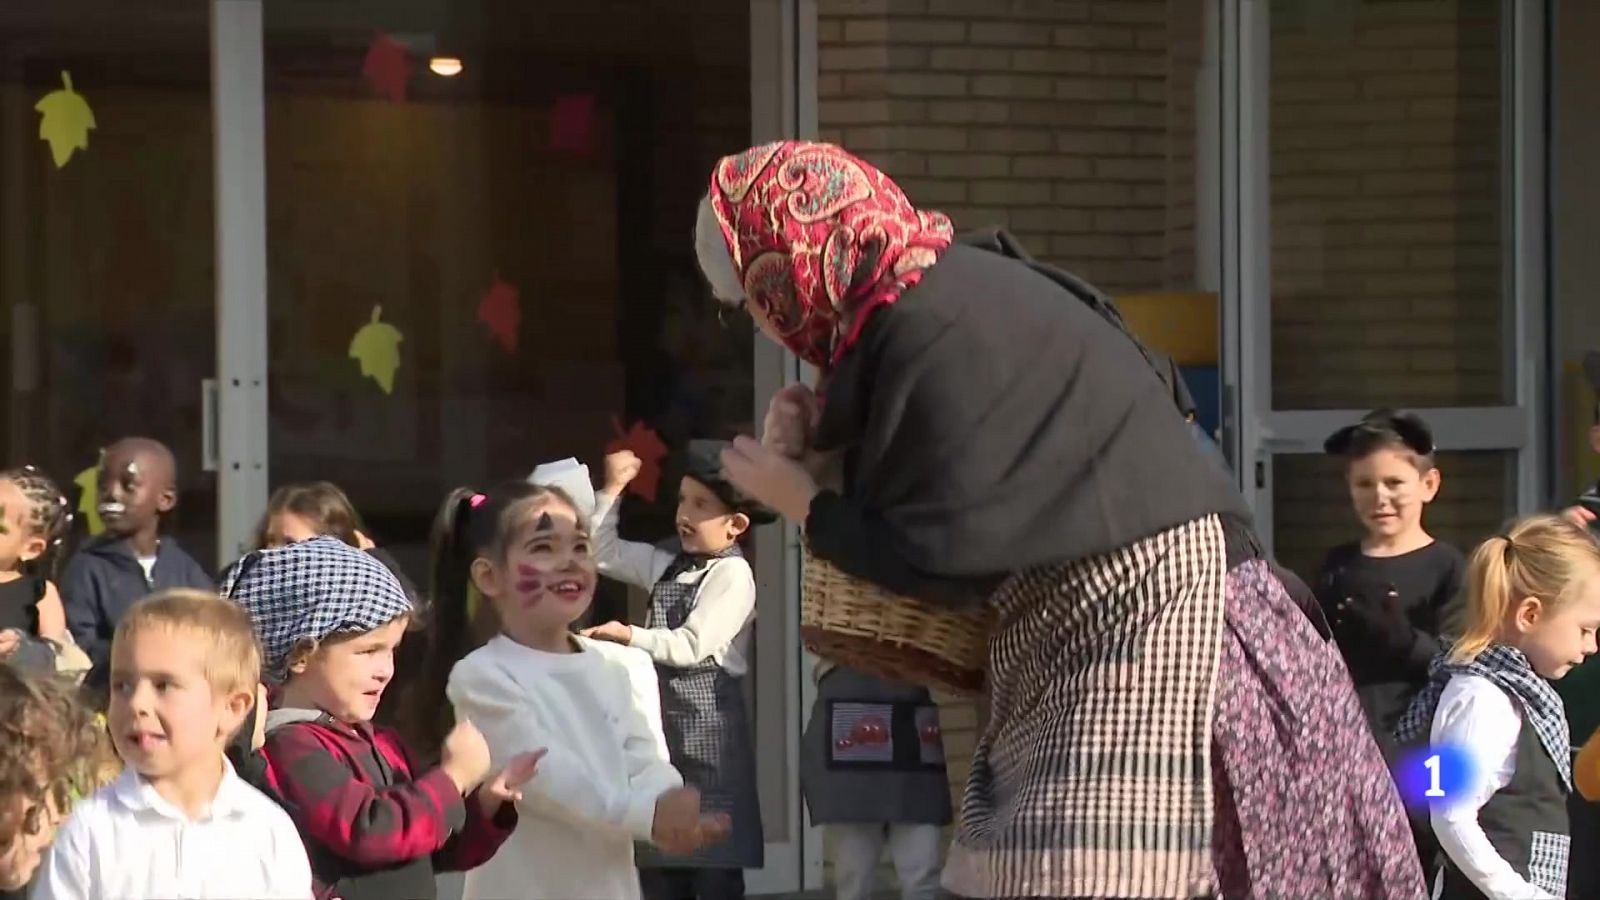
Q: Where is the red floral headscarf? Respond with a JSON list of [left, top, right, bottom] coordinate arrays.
[[705, 141, 955, 370]]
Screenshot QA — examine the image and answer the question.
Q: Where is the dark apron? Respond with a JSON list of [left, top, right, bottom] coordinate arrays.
[[635, 550, 765, 870]]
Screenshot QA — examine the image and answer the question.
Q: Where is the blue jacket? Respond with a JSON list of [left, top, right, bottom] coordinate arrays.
[[61, 535, 213, 686]]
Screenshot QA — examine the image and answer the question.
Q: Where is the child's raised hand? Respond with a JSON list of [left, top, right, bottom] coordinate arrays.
[[440, 718, 493, 794], [761, 384, 818, 460], [604, 450, 643, 493], [0, 628, 20, 659], [1565, 505, 1597, 529], [477, 748, 546, 816]]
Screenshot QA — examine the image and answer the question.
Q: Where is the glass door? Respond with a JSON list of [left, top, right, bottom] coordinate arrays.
[[1224, 0, 1547, 579], [0, 1, 232, 570]]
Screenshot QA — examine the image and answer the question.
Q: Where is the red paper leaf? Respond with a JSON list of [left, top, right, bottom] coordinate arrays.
[[551, 94, 594, 154], [604, 417, 668, 501], [362, 34, 410, 103], [477, 274, 520, 352]]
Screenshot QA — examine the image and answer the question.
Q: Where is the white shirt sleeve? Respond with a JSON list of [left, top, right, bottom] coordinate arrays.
[[628, 558, 756, 670], [1429, 674, 1561, 900], [261, 806, 315, 899], [613, 662, 687, 842], [591, 490, 673, 590], [30, 809, 93, 900]]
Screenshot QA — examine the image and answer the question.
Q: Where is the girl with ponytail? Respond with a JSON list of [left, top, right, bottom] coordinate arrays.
[[1397, 514, 1600, 899], [415, 478, 725, 900]]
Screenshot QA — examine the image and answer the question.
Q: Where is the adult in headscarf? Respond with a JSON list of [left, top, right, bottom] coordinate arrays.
[[699, 141, 1425, 899]]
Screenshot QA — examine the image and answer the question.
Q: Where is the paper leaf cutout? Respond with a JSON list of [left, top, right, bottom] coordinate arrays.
[[604, 417, 668, 501], [477, 274, 520, 352], [349, 305, 403, 394], [551, 94, 594, 154], [73, 465, 104, 536], [36, 71, 95, 169], [362, 34, 410, 103]]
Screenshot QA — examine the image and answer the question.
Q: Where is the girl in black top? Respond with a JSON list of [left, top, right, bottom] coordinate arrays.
[[0, 468, 74, 663]]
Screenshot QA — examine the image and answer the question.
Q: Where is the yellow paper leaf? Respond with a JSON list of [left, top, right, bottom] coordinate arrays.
[[349, 305, 403, 394], [35, 71, 95, 169], [74, 465, 104, 536]]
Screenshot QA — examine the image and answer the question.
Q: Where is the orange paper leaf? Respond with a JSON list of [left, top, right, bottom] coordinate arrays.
[[477, 274, 520, 352], [605, 417, 667, 501], [362, 34, 410, 103]]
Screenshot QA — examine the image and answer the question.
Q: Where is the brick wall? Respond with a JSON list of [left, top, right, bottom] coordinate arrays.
[[1268, 0, 1504, 411]]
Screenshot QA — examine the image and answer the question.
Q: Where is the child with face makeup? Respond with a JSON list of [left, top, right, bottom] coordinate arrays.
[[223, 536, 527, 900], [431, 481, 725, 900], [582, 440, 772, 900], [61, 438, 213, 693], [1315, 410, 1465, 879]]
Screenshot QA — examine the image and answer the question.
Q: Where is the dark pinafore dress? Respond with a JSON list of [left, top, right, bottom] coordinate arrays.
[[635, 547, 765, 871]]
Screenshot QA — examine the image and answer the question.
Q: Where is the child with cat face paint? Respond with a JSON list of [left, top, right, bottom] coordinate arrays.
[[425, 481, 728, 900]]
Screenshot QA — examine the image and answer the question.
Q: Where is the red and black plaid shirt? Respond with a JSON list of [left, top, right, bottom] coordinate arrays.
[[260, 713, 515, 900]]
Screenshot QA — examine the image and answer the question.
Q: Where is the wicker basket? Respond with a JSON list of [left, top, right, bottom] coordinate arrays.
[[800, 546, 993, 696]]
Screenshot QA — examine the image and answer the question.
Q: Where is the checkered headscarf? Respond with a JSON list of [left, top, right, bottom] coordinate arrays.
[[222, 535, 413, 682]]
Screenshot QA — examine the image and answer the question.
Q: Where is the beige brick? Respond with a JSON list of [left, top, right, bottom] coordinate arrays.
[[939, 205, 1014, 228], [972, 179, 1060, 205], [895, 177, 969, 204], [820, 45, 895, 71], [926, 99, 1010, 124], [1050, 234, 1134, 258], [1011, 48, 1095, 74], [924, 0, 996, 15], [820, 0, 924, 12], [1056, 130, 1133, 154], [1093, 104, 1162, 129], [1053, 181, 1133, 206], [972, 127, 1054, 153], [1053, 76, 1135, 101], [1053, 25, 1136, 48], [927, 153, 1011, 177], [1362, 72, 1469, 99], [818, 127, 847, 145], [841, 71, 890, 94], [970, 21, 1052, 46], [841, 18, 890, 43], [1090, 0, 1167, 24], [929, 46, 1015, 71], [817, 73, 845, 98], [971, 74, 1054, 99], [817, 19, 844, 42], [856, 150, 929, 176], [884, 73, 968, 97], [1009, 207, 1092, 232], [1011, 154, 1092, 178], [1135, 26, 1167, 51], [1008, 0, 1091, 21], [1135, 80, 1169, 103], [1273, 100, 1410, 126], [1093, 208, 1164, 232], [819, 98, 927, 124], [1360, 171, 1456, 195], [843, 124, 969, 151], [889, 19, 968, 43], [1092, 51, 1164, 77], [1095, 156, 1164, 181], [1010, 99, 1095, 127]]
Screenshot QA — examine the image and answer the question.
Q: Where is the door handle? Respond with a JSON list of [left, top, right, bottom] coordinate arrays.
[[201, 378, 219, 473]]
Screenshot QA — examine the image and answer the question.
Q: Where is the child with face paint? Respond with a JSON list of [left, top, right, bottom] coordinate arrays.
[[60, 438, 213, 694], [225, 536, 529, 900], [1315, 409, 1466, 880], [428, 481, 726, 900], [582, 440, 773, 900]]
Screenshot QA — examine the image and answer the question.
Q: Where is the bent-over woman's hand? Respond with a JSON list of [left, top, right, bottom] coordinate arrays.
[[721, 436, 819, 524]]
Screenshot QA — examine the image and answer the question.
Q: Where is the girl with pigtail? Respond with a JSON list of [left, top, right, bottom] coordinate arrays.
[[0, 467, 88, 677], [413, 479, 727, 900], [1397, 514, 1600, 899]]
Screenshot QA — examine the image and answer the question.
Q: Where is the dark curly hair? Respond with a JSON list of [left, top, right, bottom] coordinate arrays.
[[0, 664, 105, 852]]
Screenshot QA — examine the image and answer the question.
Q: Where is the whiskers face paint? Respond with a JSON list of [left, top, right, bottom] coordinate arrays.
[[514, 563, 546, 605]]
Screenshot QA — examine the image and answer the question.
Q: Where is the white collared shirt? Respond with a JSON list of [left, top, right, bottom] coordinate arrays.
[[32, 758, 312, 900]]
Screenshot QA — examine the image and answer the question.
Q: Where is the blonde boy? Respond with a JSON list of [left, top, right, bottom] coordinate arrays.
[[33, 589, 312, 900]]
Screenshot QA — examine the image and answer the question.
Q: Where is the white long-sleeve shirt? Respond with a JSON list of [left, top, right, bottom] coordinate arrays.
[[33, 759, 312, 900], [1429, 674, 1561, 900], [591, 490, 756, 676], [447, 634, 682, 900]]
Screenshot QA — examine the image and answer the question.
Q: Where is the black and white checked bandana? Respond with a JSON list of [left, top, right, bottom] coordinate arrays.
[[1397, 643, 1573, 790], [222, 535, 413, 683]]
